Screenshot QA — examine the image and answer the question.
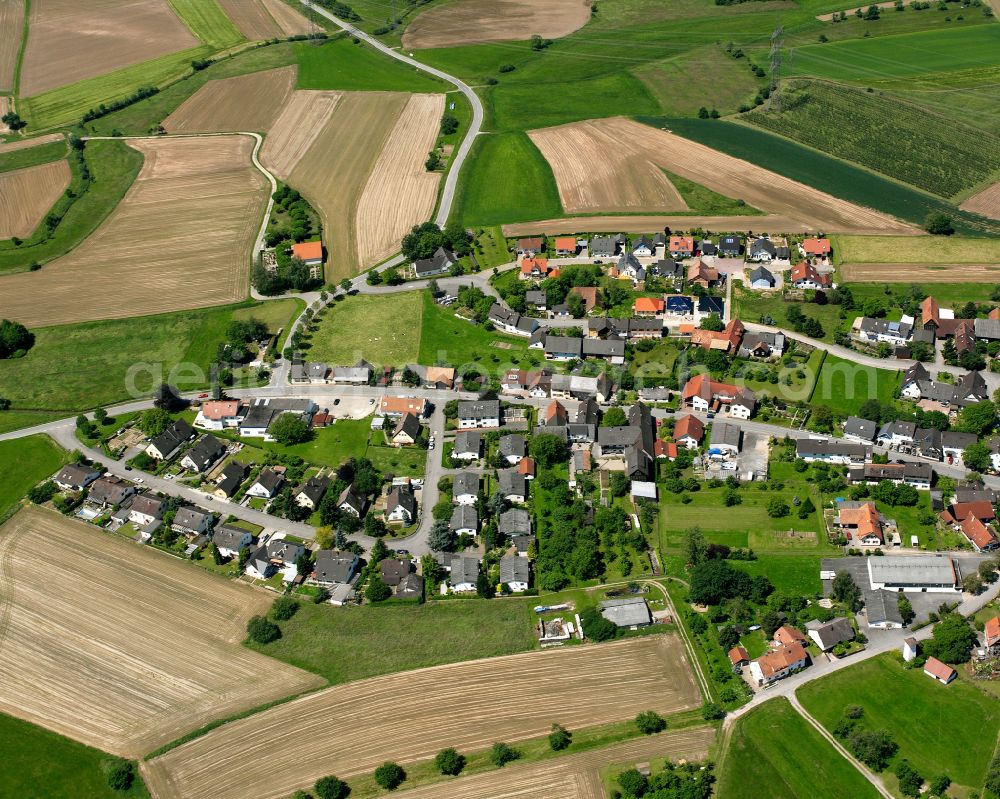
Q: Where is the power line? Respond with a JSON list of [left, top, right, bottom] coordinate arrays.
[[768, 25, 783, 112]]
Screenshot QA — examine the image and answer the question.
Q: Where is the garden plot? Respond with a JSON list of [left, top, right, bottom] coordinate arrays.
[[0, 159, 70, 239], [163, 65, 297, 133]]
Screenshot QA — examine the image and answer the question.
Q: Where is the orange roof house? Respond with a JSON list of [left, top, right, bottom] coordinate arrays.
[[751, 642, 808, 683], [836, 502, 884, 544], [553, 236, 578, 253], [960, 515, 998, 552], [923, 656, 956, 684], [520, 256, 551, 277], [790, 262, 831, 288], [379, 396, 428, 417], [634, 297, 665, 315], [690, 318, 745, 354], [517, 457, 536, 478], [922, 296, 941, 329], [424, 366, 455, 388], [990, 307, 1000, 321], [729, 646, 751, 666], [199, 400, 242, 420], [949, 501, 996, 523], [545, 400, 568, 426], [570, 286, 601, 312], [291, 240, 324, 265], [687, 259, 719, 287], [985, 617, 1000, 648], [673, 414, 704, 445], [654, 439, 677, 460], [800, 237, 831, 256], [774, 625, 808, 646], [669, 235, 695, 255]]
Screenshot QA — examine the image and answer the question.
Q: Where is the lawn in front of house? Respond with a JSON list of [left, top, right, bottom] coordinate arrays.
[[799, 654, 1000, 794]]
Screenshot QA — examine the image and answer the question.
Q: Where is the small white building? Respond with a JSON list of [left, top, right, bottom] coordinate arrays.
[[902, 636, 918, 662]]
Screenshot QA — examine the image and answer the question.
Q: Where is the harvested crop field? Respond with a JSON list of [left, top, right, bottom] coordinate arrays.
[[529, 120, 687, 213], [19, 0, 198, 97], [285, 91, 408, 278], [840, 262, 1000, 282], [0, 0, 23, 91], [144, 635, 700, 799], [260, 90, 342, 179], [0, 132, 63, 156], [0, 135, 267, 327], [218, 0, 312, 38], [0, 507, 323, 758], [390, 728, 716, 799], [163, 66, 297, 133], [961, 181, 1000, 221], [0, 159, 70, 239], [403, 0, 591, 50], [528, 117, 919, 234], [504, 214, 803, 236], [355, 93, 444, 267], [261, 0, 312, 34]]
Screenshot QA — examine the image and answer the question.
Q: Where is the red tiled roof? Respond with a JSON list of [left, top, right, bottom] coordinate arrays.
[[774, 625, 807, 646], [634, 297, 665, 314], [379, 396, 428, 416], [669, 235, 694, 251], [292, 240, 323, 262], [801, 237, 831, 256], [922, 296, 940, 327], [950, 501, 995, 523], [985, 616, 1000, 647], [790, 261, 831, 286], [924, 656, 956, 682], [754, 642, 807, 678], [517, 457, 536, 477], [571, 286, 600, 309], [545, 400, 567, 424], [961, 515, 997, 551], [554, 236, 577, 251], [673, 414, 704, 443], [520, 256, 550, 275], [838, 502, 883, 543], [991, 307, 1000, 321], [200, 400, 241, 420], [729, 646, 750, 665]]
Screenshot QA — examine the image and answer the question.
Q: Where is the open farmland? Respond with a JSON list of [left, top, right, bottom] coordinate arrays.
[[0, 135, 267, 327], [216, 0, 310, 40], [163, 66, 297, 133], [402, 0, 591, 50], [528, 118, 918, 234], [0, 132, 64, 157], [144, 635, 700, 799], [833, 233, 1000, 264], [840, 262, 1000, 282], [261, 0, 312, 34], [0, 0, 20, 91], [260, 90, 342, 179], [285, 91, 408, 278], [746, 81, 1000, 199], [505, 214, 808, 236], [0, 160, 71, 239], [529, 120, 687, 214], [0, 507, 323, 758], [355, 93, 444, 267], [961, 181, 1000, 221], [18, 0, 198, 97], [389, 728, 716, 799]]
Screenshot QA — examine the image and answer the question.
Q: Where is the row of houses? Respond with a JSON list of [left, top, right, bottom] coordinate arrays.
[[290, 360, 372, 385], [194, 398, 317, 442], [515, 233, 822, 262], [842, 411, 980, 464]]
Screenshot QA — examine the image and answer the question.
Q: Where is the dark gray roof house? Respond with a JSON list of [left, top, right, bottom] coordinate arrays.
[[86, 475, 133, 506], [591, 234, 623, 257], [450, 504, 478, 532], [500, 555, 530, 587], [499, 507, 532, 536], [719, 234, 742, 256], [498, 469, 527, 500], [387, 485, 417, 520], [843, 416, 878, 443], [748, 265, 776, 288], [296, 475, 331, 508], [182, 434, 225, 472], [147, 418, 195, 459], [172, 506, 213, 533], [396, 572, 424, 599], [413, 246, 456, 278], [806, 617, 854, 650], [313, 550, 359, 585], [380, 557, 412, 586], [453, 471, 480, 499], [453, 430, 482, 458], [54, 463, 101, 491], [214, 461, 247, 498], [338, 484, 367, 516], [499, 434, 525, 461], [213, 524, 253, 553]]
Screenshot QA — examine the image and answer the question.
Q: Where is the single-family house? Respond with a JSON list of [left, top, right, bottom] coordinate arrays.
[[87, 475, 135, 508], [774, 625, 808, 647], [669, 235, 695, 259], [543, 335, 583, 361], [748, 265, 776, 289], [665, 295, 694, 316], [378, 396, 428, 418], [913, 427, 943, 461], [238, 398, 315, 440], [499, 507, 532, 537], [129, 493, 164, 527], [172, 506, 213, 536], [591, 234, 624, 258], [380, 557, 411, 588], [554, 236, 579, 256], [690, 317, 744, 355], [449, 555, 480, 592], [748, 237, 777, 263], [682, 373, 756, 419], [453, 472, 479, 505], [391, 412, 422, 446], [145, 418, 195, 461], [213, 461, 247, 499], [718, 234, 742, 257], [749, 642, 808, 686], [942, 430, 977, 464], [180, 434, 226, 473], [856, 317, 911, 346], [499, 434, 526, 465], [900, 362, 930, 399], [53, 464, 101, 492], [519, 256, 553, 280], [634, 296, 665, 317], [312, 550, 359, 586], [245, 467, 285, 499], [511, 533, 535, 556], [836, 501, 884, 545], [582, 337, 626, 364], [878, 420, 917, 448], [843, 416, 878, 444], [450, 504, 478, 536], [337, 485, 367, 517], [457, 400, 500, 429], [194, 400, 246, 430], [616, 252, 645, 282], [865, 589, 905, 629], [799, 237, 832, 259], [806, 617, 854, 651], [213, 524, 253, 559], [295, 475, 331, 510], [500, 555, 530, 592], [570, 285, 601, 313], [687, 259, 720, 288], [498, 470, 527, 504], [516, 237, 544, 256], [699, 238, 717, 256], [413, 246, 456, 278], [502, 368, 551, 398], [674, 414, 704, 449], [452, 430, 483, 461], [739, 331, 785, 360], [386, 486, 417, 524], [631, 236, 656, 257], [291, 239, 324, 268]]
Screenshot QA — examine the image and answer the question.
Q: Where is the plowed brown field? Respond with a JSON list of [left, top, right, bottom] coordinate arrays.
[[144, 635, 700, 799], [287, 91, 407, 278], [0, 131, 64, 156], [390, 728, 716, 799], [403, 0, 591, 49], [355, 93, 444, 267], [261, 0, 313, 34], [0, 0, 22, 91], [260, 90, 342, 179], [0, 159, 70, 238], [0, 507, 323, 758], [960, 181, 1000, 221], [529, 121, 688, 213], [218, 0, 281, 39], [840, 262, 1000, 282], [0, 135, 268, 327], [529, 117, 919, 234], [19, 0, 197, 97], [163, 66, 297, 133]]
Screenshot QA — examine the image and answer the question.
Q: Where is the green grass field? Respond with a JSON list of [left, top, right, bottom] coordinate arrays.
[[246, 598, 537, 683], [799, 654, 1000, 793], [832, 234, 1000, 264], [809, 354, 901, 415], [0, 411, 66, 436], [664, 170, 763, 216], [85, 42, 298, 136], [747, 81, 1000, 199], [417, 292, 532, 368], [232, 297, 303, 349], [731, 287, 844, 344], [452, 132, 562, 226], [646, 116, 999, 236], [0, 140, 143, 273], [294, 38, 444, 92], [167, 0, 244, 49], [0, 139, 67, 174], [0, 435, 66, 521], [717, 698, 881, 799], [732, 556, 822, 596], [0, 713, 149, 799]]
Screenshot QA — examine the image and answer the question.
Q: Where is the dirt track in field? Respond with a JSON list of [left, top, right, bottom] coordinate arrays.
[[530, 122, 689, 214], [260, 89, 342, 179], [0, 135, 268, 327], [528, 117, 920, 235], [288, 91, 407, 279], [355, 93, 444, 267], [0, 131, 64, 155], [144, 635, 700, 799], [840, 262, 1000, 281], [0, 159, 70, 238], [504, 214, 804, 236], [960, 181, 1000, 221], [0, 507, 323, 758], [403, 0, 591, 49], [19, 0, 197, 97], [0, 0, 21, 91], [389, 727, 716, 799], [163, 66, 297, 133]]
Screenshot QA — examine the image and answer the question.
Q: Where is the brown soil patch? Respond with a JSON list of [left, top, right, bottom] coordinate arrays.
[[504, 214, 806, 236], [261, 0, 314, 34], [840, 262, 1000, 282], [144, 635, 700, 799], [0, 135, 268, 327], [355, 93, 444, 267], [529, 117, 919, 235], [0, 507, 323, 758], [260, 89, 342, 179], [287, 91, 408, 279], [960, 181, 1000, 221], [163, 65, 297, 133], [0, 159, 70, 238], [389, 728, 715, 799], [0, 96, 10, 133], [530, 121, 687, 214], [402, 0, 591, 50], [0, 0, 22, 91], [217, 0, 281, 40], [19, 0, 198, 97], [0, 132, 64, 156]]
